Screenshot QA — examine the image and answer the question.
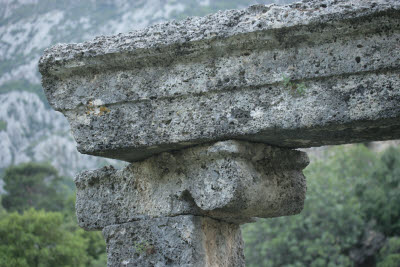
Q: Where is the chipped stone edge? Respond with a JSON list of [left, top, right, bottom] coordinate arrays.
[[38, 0, 400, 76]]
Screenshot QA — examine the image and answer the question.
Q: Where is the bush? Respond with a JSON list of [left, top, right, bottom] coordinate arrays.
[[242, 145, 400, 266], [358, 147, 400, 236], [0, 209, 89, 267], [0, 162, 107, 267], [2, 162, 71, 213], [377, 237, 400, 267]]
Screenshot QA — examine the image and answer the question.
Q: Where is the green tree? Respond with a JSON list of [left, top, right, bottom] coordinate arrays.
[[377, 237, 400, 267], [1, 162, 71, 212], [356, 146, 400, 236], [1, 162, 107, 266], [242, 145, 400, 266], [0, 197, 6, 216], [0, 209, 89, 267]]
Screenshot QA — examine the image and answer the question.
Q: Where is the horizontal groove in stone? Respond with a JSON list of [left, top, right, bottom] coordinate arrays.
[[64, 70, 400, 161]]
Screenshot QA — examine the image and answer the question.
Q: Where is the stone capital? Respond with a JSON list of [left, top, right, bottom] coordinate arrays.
[[75, 141, 308, 229]]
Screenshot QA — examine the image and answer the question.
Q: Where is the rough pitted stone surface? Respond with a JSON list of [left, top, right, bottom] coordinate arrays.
[[103, 215, 244, 267], [75, 140, 308, 230], [39, 0, 400, 161]]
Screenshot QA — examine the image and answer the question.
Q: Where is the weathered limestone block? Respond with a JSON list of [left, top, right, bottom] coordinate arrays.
[[75, 141, 308, 229], [103, 215, 244, 267], [39, 0, 400, 162]]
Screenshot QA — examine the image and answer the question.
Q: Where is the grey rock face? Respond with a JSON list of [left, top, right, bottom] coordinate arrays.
[[75, 140, 308, 229], [39, 0, 400, 162], [103, 215, 244, 267]]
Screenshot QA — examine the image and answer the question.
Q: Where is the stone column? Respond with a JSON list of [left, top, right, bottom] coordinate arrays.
[[38, 0, 400, 266], [75, 141, 308, 266]]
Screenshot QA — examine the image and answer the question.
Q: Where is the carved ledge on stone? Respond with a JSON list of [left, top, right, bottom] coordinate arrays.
[[75, 140, 308, 229]]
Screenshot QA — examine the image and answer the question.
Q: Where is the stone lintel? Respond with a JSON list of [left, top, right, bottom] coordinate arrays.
[[75, 141, 308, 230], [39, 0, 400, 162], [103, 215, 244, 267]]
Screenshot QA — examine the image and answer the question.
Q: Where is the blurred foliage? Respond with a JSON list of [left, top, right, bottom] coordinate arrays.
[[0, 197, 5, 216], [0, 120, 6, 131], [378, 237, 400, 267], [242, 144, 400, 267], [0, 209, 89, 267], [0, 163, 106, 267], [359, 147, 400, 236], [1, 162, 71, 212]]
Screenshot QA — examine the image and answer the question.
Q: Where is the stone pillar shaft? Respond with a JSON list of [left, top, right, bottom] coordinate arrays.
[[103, 216, 244, 267]]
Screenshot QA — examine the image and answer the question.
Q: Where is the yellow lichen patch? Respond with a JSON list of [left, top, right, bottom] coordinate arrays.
[[86, 100, 111, 116], [99, 106, 111, 115]]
